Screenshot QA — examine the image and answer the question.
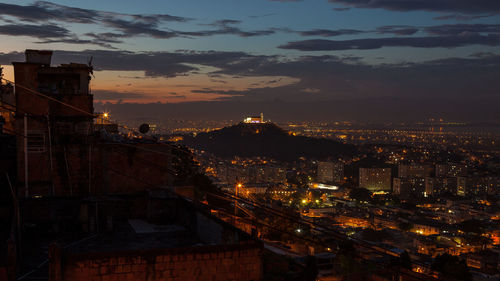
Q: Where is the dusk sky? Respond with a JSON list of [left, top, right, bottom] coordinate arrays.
[[1, 0, 499, 122]]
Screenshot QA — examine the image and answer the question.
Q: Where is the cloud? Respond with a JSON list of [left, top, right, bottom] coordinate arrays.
[[433, 13, 494, 21], [83, 32, 128, 44], [469, 52, 498, 58], [3, 48, 500, 121], [327, 0, 500, 14], [333, 7, 350, 11], [208, 19, 242, 26], [0, 49, 268, 78], [0, 1, 277, 46], [92, 89, 155, 101], [278, 34, 500, 51], [281, 23, 500, 39], [376, 26, 419, 36], [0, 23, 121, 48], [191, 88, 243, 96], [301, 88, 321, 93], [36, 38, 117, 49], [179, 26, 275, 38], [423, 24, 500, 36], [3, 49, 500, 104], [0, 24, 70, 38], [0, 1, 187, 24], [249, 13, 276, 19], [298, 29, 365, 37], [205, 52, 500, 105], [0, 1, 189, 45]]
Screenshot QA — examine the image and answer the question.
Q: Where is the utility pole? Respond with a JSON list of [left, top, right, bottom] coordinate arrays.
[[234, 183, 242, 225], [47, 115, 55, 196], [24, 114, 29, 198]]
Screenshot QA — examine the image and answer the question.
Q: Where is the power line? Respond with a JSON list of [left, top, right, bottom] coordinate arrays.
[[0, 77, 192, 156], [1, 78, 434, 280]]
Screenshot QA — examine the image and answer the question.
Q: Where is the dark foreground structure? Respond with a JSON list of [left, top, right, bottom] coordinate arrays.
[[0, 50, 263, 281]]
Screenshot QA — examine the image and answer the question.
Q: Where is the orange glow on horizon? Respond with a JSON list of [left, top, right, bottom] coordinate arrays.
[[1, 65, 298, 104]]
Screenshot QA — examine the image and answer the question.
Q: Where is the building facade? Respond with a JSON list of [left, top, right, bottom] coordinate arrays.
[[359, 168, 392, 191], [317, 161, 344, 183]]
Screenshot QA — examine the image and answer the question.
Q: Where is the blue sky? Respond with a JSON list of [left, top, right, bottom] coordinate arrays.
[[1, 0, 498, 58], [0, 0, 499, 121]]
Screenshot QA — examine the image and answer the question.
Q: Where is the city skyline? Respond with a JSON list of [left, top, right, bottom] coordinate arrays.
[[0, 0, 499, 122]]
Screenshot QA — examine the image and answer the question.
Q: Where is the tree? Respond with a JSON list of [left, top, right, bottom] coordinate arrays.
[[399, 251, 412, 270], [432, 254, 472, 281], [389, 250, 412, 270], [349, 188, 372, 203], [397, 221, 413, 232], [457, 219, 485, 235], [303, 255, 318, 281], [361, 229, 390, 242]]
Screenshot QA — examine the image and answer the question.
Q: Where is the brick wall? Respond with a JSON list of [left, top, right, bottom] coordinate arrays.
[[19, 142, 173, 197], [51, 243, 263, 281]]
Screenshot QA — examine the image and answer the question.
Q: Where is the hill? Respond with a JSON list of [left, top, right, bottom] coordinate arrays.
[[180, 122, 356, 161]]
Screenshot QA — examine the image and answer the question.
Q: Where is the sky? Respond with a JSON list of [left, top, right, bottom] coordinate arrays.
[[0, 0, 499, 122]]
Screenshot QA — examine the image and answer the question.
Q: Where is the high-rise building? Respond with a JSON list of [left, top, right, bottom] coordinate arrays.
[[359, 168, 391, 191], [436, 163, 467, 177], [425, 177, 435, 197], [317, 161, 344, 183], [393, 177, 426, 199], [456, 176, 468, 196], [425, 177, 460, 196], [398, 164, 432, 178]]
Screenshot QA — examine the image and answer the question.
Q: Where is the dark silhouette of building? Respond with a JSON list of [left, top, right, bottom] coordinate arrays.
[[12, 50, 173, 197], [3, 50, 264, 281]]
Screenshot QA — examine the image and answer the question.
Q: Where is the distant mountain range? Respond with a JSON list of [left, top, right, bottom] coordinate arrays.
[[180, 122, 356, 161]]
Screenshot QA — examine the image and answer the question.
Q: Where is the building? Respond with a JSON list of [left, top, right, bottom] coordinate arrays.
[[359, 168, 392, 191], [393, 177, 426, 199], [24, 190, 264, 281], [398, 164, 432, 178], [317, 161, 344, 183], [217, 162, 286, 185], [11, 50, 173, 197], [94, 112, 118, 133], [0, 67, 16, 134], [456, 176, 467, 196], [411, 220, 442, 236], [435, 163, 467, 177], [425, 177, 460, 196], [243, 113, 264, 124]]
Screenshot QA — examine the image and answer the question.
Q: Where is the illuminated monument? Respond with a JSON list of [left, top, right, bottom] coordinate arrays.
[[243, 113, 265, 124]]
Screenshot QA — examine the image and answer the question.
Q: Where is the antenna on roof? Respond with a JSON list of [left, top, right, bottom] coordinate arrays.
[[87, 56, 94, 78]]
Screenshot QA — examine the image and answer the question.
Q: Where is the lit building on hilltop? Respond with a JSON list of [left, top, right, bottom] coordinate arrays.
[[243, 113, 264, 123]]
